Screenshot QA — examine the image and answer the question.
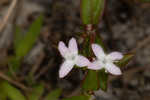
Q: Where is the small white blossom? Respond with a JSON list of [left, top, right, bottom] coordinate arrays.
[[58, 38, 90, 78], [88, 44, 123, 75]]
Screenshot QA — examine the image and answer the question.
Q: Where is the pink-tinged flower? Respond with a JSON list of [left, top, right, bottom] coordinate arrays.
[[88, 44, 123, 75], [58, 38, 90, 78]]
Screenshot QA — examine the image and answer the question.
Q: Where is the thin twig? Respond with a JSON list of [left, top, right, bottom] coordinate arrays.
[[0, 0, 17, 32], [0, 71, 31, 91]]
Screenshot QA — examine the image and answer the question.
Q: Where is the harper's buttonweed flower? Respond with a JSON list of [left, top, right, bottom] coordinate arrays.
[[58, 38, 89, 78], [88, 44, 123, 75]]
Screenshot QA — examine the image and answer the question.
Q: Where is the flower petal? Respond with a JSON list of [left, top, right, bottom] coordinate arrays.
[[88, 60, 103, 70], [105, 63, 122, 75], [69, 38, 78, 54], [59, 61, 74, 78], [92, 44, 105, 59], [76, 55, 90, 67], [107, 52, 123, 61], [58, 41, 69, 57]]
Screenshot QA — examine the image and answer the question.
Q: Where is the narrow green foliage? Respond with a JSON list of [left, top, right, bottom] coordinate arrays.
[[81, 0, 92, 24], [116, 54, 134, 67], [44, 89, 61, 100], [15, 15, 43, 59], [81, 0, 104, 24], [82, 70, 99, 91], [28, 84, 44, 100], [14, 26, 22, 51], [0, 83, 7, 100], [98, 69, 108, 91], [9, 15, 43, 73], [0, 81, 26, 100], [8, 57, 20, 73], [92, 0, 105, 24], [9, 26, 22, 73], [62, 95, 90, 100], [0, 93, 7, 100]]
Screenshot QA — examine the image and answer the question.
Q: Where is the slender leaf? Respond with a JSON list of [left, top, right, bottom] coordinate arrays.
[[81, 0, 92, 24], [81, 0, 105, 24], [14, 26, 23, 51], [28, 84, 44, 100], [82, 70, 99, 91], [98, 69, 108, 91], [15, 15, 43, 59], [1, 81, 26, 100], [92, 0, 105, 24], [8, 57, 20, 73], [0, 83, 7, 100], [116, 54, 134, 67], [44, 89, 61, 100]]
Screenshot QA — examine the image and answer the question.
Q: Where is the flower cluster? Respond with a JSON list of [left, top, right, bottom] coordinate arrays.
[[58, 38, 123, 78]]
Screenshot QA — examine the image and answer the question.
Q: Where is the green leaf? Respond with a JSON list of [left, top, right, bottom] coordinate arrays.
[[1, 81, 26, 100], [0, 93, 7, 100], [15, 15, 43, 59], [14, 26, 23, 51], [28, 84, 44, 100], [0, 83, 7, 100], [62, 95, 90, 100], [8, 57, 20, 73], [98, 69, 108, 91], [116, 54, 134, 67], [44, 89, 61, 100], [92, 0, 105, 24], [81, 0, 92, 24], [82, 70, 99, 91], [81, 0, 105, 24]]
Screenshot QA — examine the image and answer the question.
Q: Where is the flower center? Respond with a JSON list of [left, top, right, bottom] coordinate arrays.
[[66, 53, 76, 61], [102, 58, 107, 64], [69, 55, 76, 60]]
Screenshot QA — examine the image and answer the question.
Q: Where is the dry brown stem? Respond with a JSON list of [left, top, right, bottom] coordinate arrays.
[[0, 71, 31, 91], [0, 0, 17, 32]]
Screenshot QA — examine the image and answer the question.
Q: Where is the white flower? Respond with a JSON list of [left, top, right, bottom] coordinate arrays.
[[88, 44, 123, 75], [58, 38, 90, 78]]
